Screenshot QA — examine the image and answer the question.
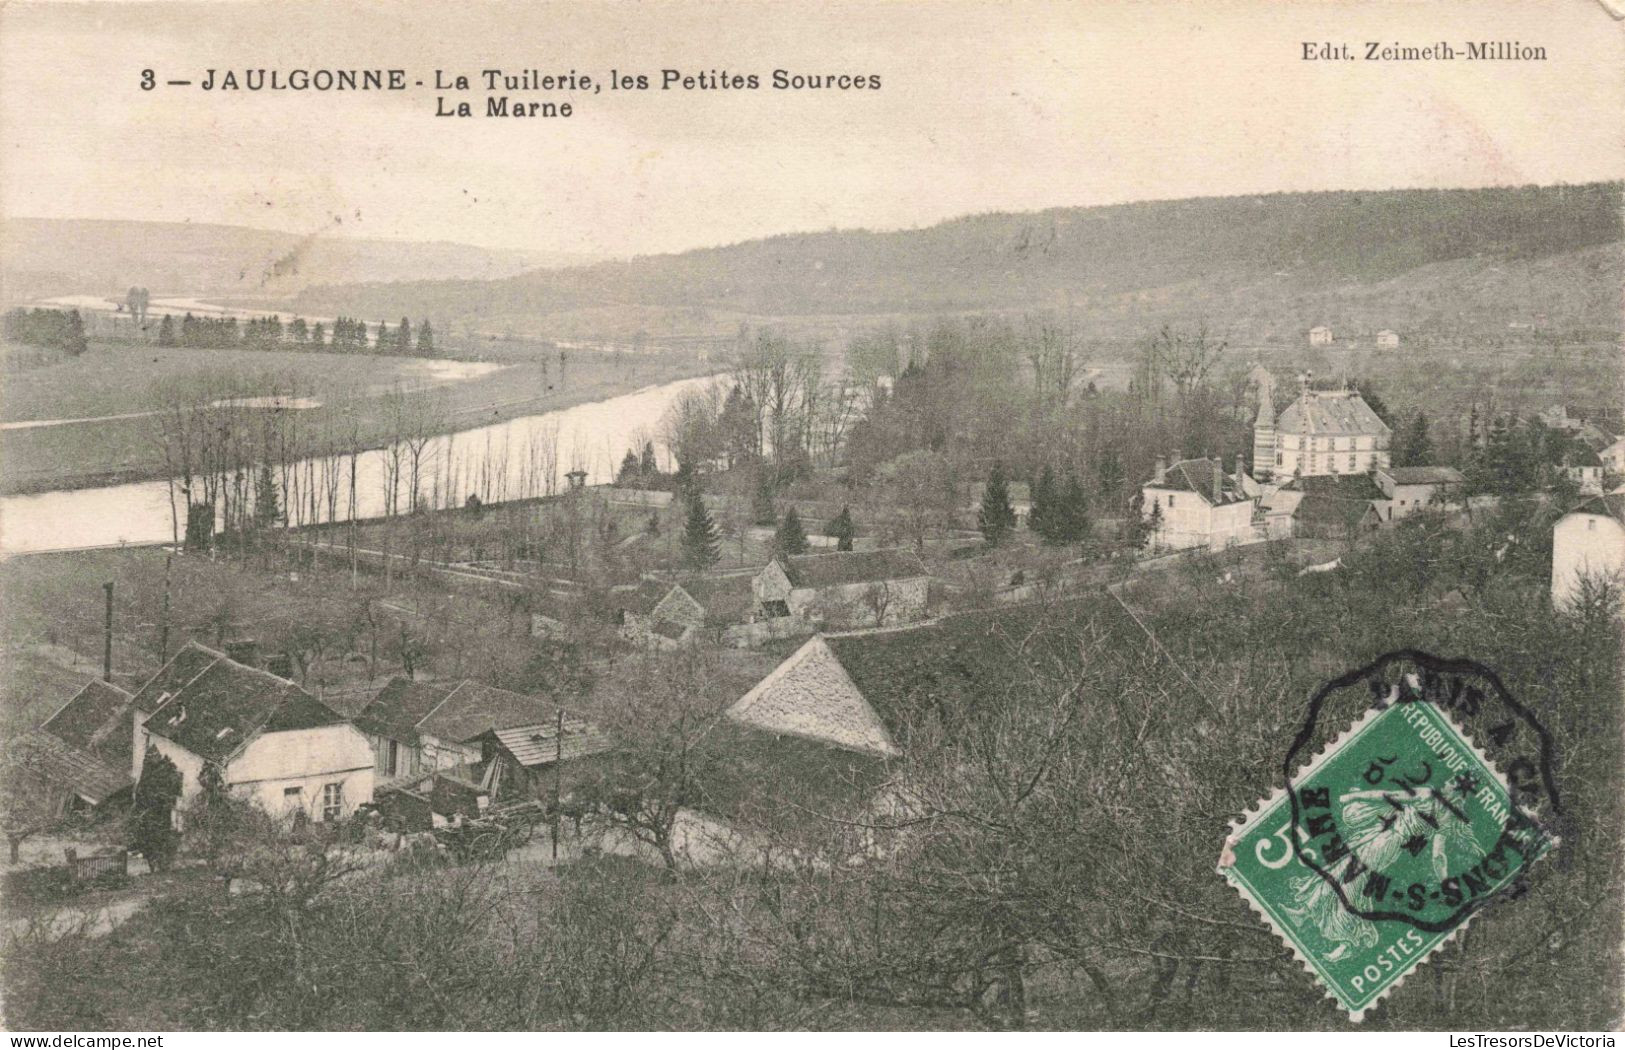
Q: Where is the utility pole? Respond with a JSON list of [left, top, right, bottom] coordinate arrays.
[[102, 582, 114, 682], [551, 707, 564, 862], [159, 554, 173, 663]]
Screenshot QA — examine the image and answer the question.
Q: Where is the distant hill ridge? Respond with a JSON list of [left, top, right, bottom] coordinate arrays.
[[1, 218, 598, 302], [288, 183, 1622, 330]]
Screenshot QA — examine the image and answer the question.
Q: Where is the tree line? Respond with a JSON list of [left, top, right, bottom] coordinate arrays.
[[156, 312, 437, 356], [2, 307, 88, 356]]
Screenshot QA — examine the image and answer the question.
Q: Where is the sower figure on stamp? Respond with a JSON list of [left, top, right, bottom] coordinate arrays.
[[1284, 757, 1483, 961]]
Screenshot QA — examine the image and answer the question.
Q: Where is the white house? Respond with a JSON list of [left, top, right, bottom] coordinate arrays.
[[1552, 495, 1625, 609], [1373, 466, 1466, 521], [1255, 378, 1391, 481], [1555, 438, 1605, 496], [1308, 325, 1333, 346], [134, 644, 373, 823], [1141, 455, 1262, 552], [1600, 437, 1625, 477], [753, 549, 931, 629], [1376, 330, 1400, 349]]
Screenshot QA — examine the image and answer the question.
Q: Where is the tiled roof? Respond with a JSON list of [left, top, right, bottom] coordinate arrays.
[[489, 716, 615, 767], [652, 619, 692, 641], [355, 676, 563, 747], [353, 677, 458, 745], [821, 598, 1107, 742], [1556, 438, 1603, 468], [417, 680, 561, 744], [615, 578, 675, 617], [1569, 494, 1625, 523], [1293, 495, 1380, 532], [779, 549, 930, 589], [1284, 473, 1387, 501], [1278, 390, 1391, 437], [694, 719, 892, 832], [1381, 466, 1466, 486], [1148, 459, 1250, 505], [671, 574, 758, 625], [41, 679, 135, 771], [128, 642, 218, 714], [144, 655, 343, 764], [4, 729, 131, 806]]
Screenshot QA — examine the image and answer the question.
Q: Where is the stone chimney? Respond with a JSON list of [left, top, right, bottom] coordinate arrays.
[[1153, 455, 1167, 483], [1235, 453, 1248, 486], [1211, 457, 1223, 503], [1171, 448, 1183, 467]]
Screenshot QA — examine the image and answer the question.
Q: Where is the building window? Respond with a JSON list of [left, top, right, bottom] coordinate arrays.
[[1348, 456, 1356, 471], [321, 783, 343, 822], [1168, 495, 1176, 508], [384, 740, 398, 777], [1589, 520, 1597, 531], [1275, 452, 1283, 466], [283, 786, 301, 799], [762, 599, 790, 618]]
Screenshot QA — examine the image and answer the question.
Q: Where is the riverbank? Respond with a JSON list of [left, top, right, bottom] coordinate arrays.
[[0, 345, 720, 497]]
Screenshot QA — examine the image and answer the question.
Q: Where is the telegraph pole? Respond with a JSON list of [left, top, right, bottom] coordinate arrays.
[[551, 707, 565, 862], [159, 554, 173, 663], [102, 582, 114, 682]]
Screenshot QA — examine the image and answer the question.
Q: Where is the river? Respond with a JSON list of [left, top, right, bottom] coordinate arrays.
[[0, 375, 716, 557]]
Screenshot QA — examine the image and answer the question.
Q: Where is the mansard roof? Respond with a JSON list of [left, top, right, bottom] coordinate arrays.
[[1277, 389, 1391, 437]]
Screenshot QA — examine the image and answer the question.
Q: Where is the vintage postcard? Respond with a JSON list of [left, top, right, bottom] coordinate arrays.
[[0, 0, 1621, 1036]]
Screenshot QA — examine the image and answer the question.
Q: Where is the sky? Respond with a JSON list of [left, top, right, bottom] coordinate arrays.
[[2, 0, 1622, 258]]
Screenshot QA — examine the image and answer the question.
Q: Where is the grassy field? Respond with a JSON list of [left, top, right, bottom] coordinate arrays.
[[0, 339, 714, 495]]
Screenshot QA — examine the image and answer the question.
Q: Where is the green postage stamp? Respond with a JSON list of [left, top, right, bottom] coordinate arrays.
[[1219, 653, 1557, 1022]]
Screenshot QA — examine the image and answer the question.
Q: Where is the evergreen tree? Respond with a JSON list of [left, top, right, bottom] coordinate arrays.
[[978, 463, 1018, 546], [376, 321, 391, 353], [416, 319, 434, 356], [310, 322, 325, 348], [355, 320, 369, 349], [129, 747, 182, 872], [616, 449, 641, 486], [157, 314, 176, 347], [254, 464, 282, 528], [752, 474, 777, 526], [680, 487, 720, 569], [827, 506, 856, 551], [774, 507, 809, 556], [1123, 491, 1151, 551], [640, 441, 659, 477], [396, 317, 412, 355], [1145, 500, 1164, 551], [1029, 465, 1059, 542], [719, 385, 759, 466], [1056, 473, 1091, 544], [290, 317, 308, 344], [1398, 411, 1432, 467]]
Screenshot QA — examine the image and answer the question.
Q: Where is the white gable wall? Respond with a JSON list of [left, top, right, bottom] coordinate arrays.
[[148, 724, 375, 822], [1553, 511, 1625, 609]]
